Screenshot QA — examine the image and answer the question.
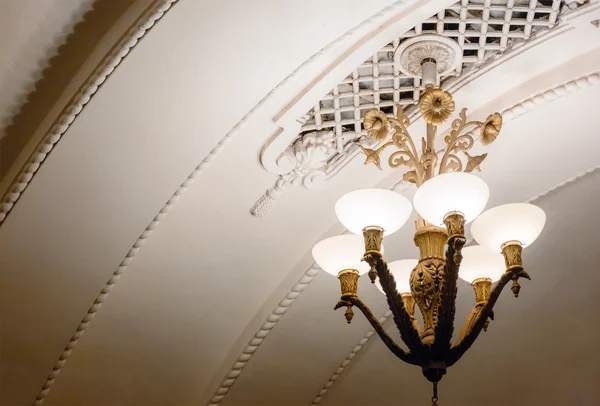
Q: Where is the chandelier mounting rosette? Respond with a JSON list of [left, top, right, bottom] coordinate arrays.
[[312, 36, 546, 405]]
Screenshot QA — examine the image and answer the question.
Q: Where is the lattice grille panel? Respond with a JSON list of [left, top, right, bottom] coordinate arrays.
[[299, 0, 563, 138]]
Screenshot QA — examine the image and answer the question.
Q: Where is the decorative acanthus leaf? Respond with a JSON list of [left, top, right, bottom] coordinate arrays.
[[465, 152, 487, 173], [459, 107, 468, 123], [446, 159, 460, 172], [457, 140, 470, 150], [396, 106, 410, 126], [449, 108, 468, 137], [451, 118, 462, 131], [389, 151, 409, 168], [396, 105, 404, 120], [360, 145, 382, 170], [403, 170, 418, 184]]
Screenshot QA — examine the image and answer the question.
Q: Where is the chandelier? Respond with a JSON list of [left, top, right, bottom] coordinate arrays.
[[311, 36, 546, 405]]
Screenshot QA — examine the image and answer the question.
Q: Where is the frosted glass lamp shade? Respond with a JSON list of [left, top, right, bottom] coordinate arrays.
[[471, 203, 546, 252], [413, 172, 489, 226], [375, 259, 417, 294], [335, 189, 412, 236], [312, 235, 378, 276], [459, 246, 506, 283]]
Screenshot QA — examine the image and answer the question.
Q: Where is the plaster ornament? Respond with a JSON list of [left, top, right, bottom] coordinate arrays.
[[254, 0, 586, 218], [394, 34, 462, 79]]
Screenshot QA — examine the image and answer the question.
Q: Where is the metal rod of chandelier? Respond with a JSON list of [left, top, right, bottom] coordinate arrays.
[[312, 56, 546, 404]]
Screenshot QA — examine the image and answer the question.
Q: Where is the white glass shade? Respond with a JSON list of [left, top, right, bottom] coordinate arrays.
[[312, 235, 383, 276], [375, 259, 417, 294], [335, 189, 412, 236], [413, 172, 490, 226], [471, 203, 546, 252], [459, 246, 506, 283]]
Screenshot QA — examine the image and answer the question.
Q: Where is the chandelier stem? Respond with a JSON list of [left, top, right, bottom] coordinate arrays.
[[425, 123, 437, 181], [421, 58, 437, 88]]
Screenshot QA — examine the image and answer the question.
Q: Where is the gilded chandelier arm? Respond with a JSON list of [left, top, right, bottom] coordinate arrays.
[[453, 279, 494, 352], [363, 252, 426, 358], [346, 296, 419, 365], [432, 232, 465, 357], [445, 272, 513, 366]]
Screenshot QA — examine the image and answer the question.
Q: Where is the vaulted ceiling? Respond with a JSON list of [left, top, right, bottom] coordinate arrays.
[[1, 1, 599, 405]]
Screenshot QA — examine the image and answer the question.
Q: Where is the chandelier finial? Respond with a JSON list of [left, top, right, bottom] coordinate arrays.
[[431, 381, 439, 405]]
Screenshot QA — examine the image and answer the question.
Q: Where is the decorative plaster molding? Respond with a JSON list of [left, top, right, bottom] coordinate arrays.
[[525, 165, 600, 203], [254, 0, 582, 218], [27, 3, 598, 406], [251, 130, 364, 216], [311, 310, 392, 406], [29, 0, 181, 404], [394, 35, 462, 78], [206, 266, 321, 406], [0, 0, 179, 227], [307, 71, 600, 405], [29, 1, 441, 404], [565, 0, 588, 9], [501, 71, 600, 121]]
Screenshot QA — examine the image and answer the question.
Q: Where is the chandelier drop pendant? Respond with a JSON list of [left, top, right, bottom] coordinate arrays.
[[312, 36, 546, 404]]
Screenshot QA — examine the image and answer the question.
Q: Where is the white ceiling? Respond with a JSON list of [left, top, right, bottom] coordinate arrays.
[[0, 0, 94, 133], [0, 0, 144, 177], [0, 1, 599, 406]]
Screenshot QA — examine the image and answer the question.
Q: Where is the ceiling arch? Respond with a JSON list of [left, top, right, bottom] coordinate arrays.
[[0, 0, 598, 405], [0, 0, 176, 226]]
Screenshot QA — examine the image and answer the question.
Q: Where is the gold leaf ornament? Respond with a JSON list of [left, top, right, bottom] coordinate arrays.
[[360, 145, 382, 170], [420, 88, 455, 125], [464, 152, 487, 173], [396, 105, 410, 126], [445, 159, 460, 172], [363, 109, 391, 142], [480, 113, 502, 145], [403, 170, 418, 184]]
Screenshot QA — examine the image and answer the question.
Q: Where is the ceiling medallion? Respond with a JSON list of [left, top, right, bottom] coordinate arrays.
[[394, 34, 462, 80], [313, 37, 546, 405]]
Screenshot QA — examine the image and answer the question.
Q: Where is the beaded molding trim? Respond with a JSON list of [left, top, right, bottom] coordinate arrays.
[[0, 0, 179, 227], [206, 266, 321, 406], [29, 1, 180, 404], [311, 310, 392, 406], [29, 1, 427, 404], [308, 72, 600, 406]]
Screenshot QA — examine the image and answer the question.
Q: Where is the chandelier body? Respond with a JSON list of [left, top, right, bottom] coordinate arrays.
[[313, 51, 546, 403]]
